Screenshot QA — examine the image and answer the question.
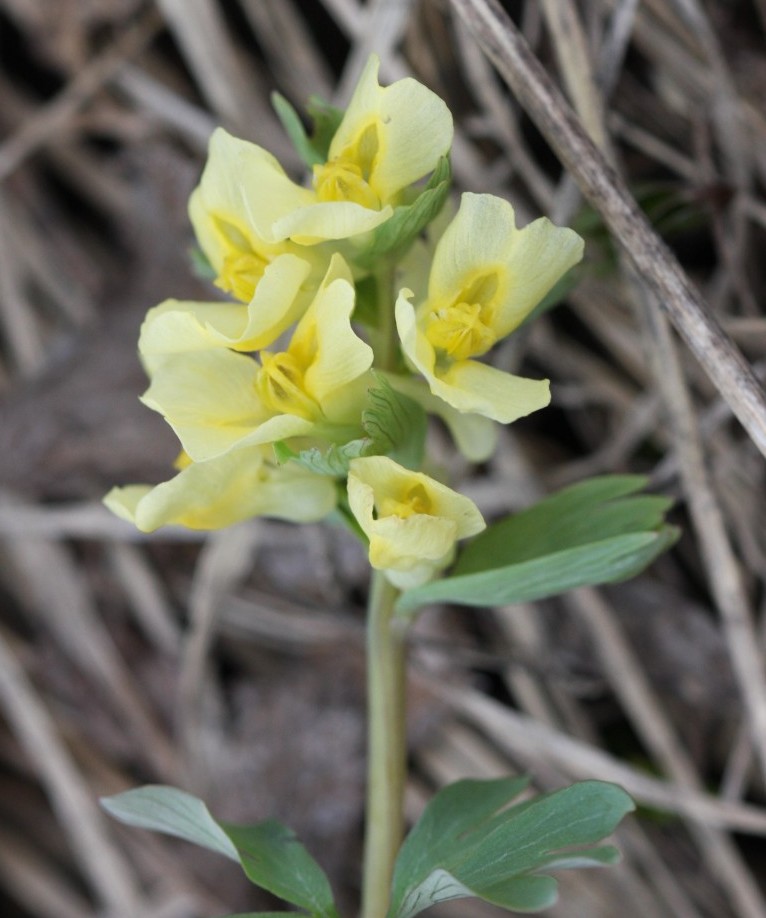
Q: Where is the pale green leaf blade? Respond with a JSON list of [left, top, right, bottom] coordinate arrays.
[[222, 821, 339, 918], [100, 785, 238, 861], [397, 528, 679, 614]]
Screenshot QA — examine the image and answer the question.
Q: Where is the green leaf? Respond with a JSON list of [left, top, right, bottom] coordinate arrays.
[[100, 785, 238, 861], [388, 778, 634, 917], [102, 787, 339, 918], [271, 93, 322, 168], [271, 93, 345, 168], [455, 475, 671, 575], [305, 95, 345, 163], [222, 821, 339, 918], [355, 157, 452, 268], [362, 374, 427, 469], [396, 527, 678, 614]]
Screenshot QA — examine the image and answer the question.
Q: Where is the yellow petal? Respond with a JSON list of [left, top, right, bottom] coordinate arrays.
[[140, 350, 268, 461], [303, 283, 373, 408], [347, 456, 485, 588], [428, 193, 584, 338], [194, 129, 315, 248], [329, 55, 453, 203], [139, 254, 314, 357], [271, 201, 392, 246], [397, 280, 551, 425], [104, 449, 336, 532], [436, 360, 551, 424]]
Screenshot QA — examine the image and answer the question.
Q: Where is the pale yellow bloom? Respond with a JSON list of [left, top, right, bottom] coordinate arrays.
[[395, 193, 584, 423], [200, 57, 452, 247], [141, 256, 374, 461], [347, 456, 485, 589], [105, 447, 336, 532], [139, 253, 313, 363], [189, 129, 325, 304]]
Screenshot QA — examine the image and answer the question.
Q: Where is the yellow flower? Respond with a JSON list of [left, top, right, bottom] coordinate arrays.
[[347, 456, 485, 589], [139, 253, 314, 362], [105, 447, 336, 532], [395, 193, 584, 423], [189, 129, 326, 304], [199, 57, 452, 247], [141, 255, 374, 461]]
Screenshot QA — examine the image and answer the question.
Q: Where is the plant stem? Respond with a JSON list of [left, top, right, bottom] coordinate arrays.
[[375, 260, 397, 372], [361, 570, 407, 918]]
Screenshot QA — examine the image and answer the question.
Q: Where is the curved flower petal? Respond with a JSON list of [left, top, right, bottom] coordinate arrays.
[[141, 349, 269, 461], [347, 456, 485, 589], [395, 288, 438, 381], [329, 55, 453, 203], [105, 448, 336, 532], [428, 193, 584, 338], [435, 359, 551, 424], [270, 201, 393, 246], [192, 129, 315, 249], [139, 253, 314, 358], [304, 284, 374, 407], [396, 289, 550, 424]]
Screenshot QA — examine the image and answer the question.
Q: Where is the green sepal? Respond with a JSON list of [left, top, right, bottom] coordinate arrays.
[[271, 93, 344, 168], [354, 156, 452, 269], [305, 95, 345, 162], [100, 786, 339, 918], [273, 377, 426, 478], [388, 778, 634, 917], [274, 438, 372, 477], [189, 245, 217, 280], [396, 475, 678, 614]]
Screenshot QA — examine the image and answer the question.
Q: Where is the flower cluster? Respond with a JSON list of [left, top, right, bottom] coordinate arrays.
[[106, 56, 583, 588]]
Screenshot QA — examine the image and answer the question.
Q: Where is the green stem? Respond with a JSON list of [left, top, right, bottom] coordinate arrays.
[[361, 570, 407, 918], [375, 261, 398, 372]]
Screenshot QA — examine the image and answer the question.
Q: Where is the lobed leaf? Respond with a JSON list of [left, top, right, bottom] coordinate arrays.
[[388, 778, 634, 917], [222, 821, 339, 918], [455, 474, 672, 576], [101, 786, 339, 918]]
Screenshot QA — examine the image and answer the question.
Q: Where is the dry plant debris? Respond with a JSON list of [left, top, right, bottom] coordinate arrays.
[[0, 1, 765, 916]]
